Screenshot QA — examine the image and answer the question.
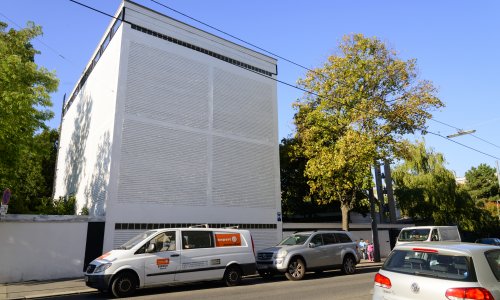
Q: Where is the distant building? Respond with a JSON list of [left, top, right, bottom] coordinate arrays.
[[54, 0, 281, 252], [455, 177, 467, 185]]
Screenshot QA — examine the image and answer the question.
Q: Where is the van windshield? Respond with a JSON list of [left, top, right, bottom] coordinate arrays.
[[118, 230, 157, 250], [398, 228, 431, 242], [279, 234, 311, 246]]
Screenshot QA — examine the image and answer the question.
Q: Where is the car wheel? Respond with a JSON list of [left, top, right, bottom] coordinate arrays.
[[258, 270, 275, 280], [224, 265, 242, 286], [342, 255, 356, 275], [111, 272, 137, 298], [285, 258, 305, 281]]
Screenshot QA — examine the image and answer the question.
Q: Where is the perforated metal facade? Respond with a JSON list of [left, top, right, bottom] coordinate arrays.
[[54, 1, 281, 251]]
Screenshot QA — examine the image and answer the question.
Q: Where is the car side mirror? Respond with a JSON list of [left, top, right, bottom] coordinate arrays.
[[146, 243, 156, 253], [308, 243, 316, 248]]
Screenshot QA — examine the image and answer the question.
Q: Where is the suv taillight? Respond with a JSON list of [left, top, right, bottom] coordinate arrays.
[[445, 287, 494, 300], [374, 273, 391, 289]]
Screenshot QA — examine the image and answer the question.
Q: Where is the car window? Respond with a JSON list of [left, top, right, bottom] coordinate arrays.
[[310, 234, 323, 246], [398, 229, 430, 242], [182, 231, 214, 249], [279, 234, 311, 246], [383, 250, 474, 282], [147, 231, 176, 252], [322, 233, 337, 245], [484, 249, 500, 281], [334, 233, 353, 243]]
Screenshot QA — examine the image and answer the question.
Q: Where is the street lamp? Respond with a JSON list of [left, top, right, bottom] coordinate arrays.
[[446, 129, 476, 138]]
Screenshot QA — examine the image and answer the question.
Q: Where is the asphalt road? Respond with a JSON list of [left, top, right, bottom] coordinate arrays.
[[55, 265, 380, 300]]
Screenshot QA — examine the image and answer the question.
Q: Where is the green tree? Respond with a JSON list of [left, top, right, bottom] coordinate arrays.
[[393, 141, 467, 225], [293, 33, 443, 230], [279, 137, 312, 218], [464, 163, 499, 201], [3, 129, 59, 213], [0, 21, 58, 174], [0, 21, 59, 213]]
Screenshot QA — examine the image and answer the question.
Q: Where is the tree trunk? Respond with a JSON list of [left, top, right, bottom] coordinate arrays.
[[341, 203, 350, 231]]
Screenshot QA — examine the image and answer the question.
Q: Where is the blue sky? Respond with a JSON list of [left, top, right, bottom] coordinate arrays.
[[2, 0, 499, 177]]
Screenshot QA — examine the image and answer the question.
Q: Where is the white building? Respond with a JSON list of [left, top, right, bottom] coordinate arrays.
[[54, 0, 280, 255]]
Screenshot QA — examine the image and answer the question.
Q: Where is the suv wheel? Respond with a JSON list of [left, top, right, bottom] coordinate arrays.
[[342, 255, 356, 275], [285, 258, 305, 281]]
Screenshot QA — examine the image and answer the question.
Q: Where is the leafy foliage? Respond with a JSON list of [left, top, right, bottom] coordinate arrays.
[[392, 141, 499, 232], [293, 34, 443, 229], [0, 21, 61, 214], [464, 163, 499, 201]]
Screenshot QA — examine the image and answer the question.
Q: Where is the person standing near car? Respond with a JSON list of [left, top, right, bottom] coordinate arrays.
[[367, 241, 374, 262], [358, 239, 367, 259]]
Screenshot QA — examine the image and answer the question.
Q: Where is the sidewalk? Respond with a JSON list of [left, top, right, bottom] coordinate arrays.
[[0, 278, 94, 300], [0, 260, 384, 299]]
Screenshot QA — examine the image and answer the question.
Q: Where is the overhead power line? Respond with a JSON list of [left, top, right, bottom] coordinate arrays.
[[149, 0, 315, 74], [0, 11, 69, 61], [426, 131, 500, 160], [69, 0, 500, 161]]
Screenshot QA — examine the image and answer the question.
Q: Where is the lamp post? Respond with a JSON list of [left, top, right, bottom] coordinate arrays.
[[446, 129, 476, 139]]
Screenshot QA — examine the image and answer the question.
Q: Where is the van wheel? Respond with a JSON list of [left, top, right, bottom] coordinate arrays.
[[111, 272, 137, 298], [285, 258, 305, 281], [224, 265, 242, 286], [342, 255, 356, 275]]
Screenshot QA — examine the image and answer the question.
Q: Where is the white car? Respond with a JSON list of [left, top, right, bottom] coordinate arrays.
[[372, 242, 500, 300]]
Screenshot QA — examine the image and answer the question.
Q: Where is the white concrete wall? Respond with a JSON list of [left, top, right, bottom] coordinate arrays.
[[54, 19, 123, 217], [0, 216, 88, 283]]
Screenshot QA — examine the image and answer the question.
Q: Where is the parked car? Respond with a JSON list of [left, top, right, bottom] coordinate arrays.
[[475, 238, 500, 246], [372, 242, 500, 300], [256, 230, 360, 281], [84, 227, 256, 298], [396, 226, 461, 245]]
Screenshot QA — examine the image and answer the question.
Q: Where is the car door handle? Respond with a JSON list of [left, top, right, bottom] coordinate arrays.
[[170, 254, 180, 257]]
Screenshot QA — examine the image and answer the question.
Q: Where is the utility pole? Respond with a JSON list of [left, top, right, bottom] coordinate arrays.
[[496, 161, 500, 221], [374, 162, 385, 223], [384, 160, 397, 223], [369, 187, 381, 262]]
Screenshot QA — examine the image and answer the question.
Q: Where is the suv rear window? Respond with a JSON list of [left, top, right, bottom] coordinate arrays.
[[383, 250, 474, 282], [334, 233, 353, 243]]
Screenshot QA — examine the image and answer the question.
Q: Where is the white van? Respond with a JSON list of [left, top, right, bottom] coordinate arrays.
[[84, 227, 256, 297], [396, 226, 461, 245]]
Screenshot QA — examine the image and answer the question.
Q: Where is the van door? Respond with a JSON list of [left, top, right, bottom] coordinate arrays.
[[175, 230, 222, 282], [143, 231, 181, 287]]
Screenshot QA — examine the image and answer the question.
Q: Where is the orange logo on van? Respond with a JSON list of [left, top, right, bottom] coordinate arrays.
[[156, 258, 170, 266], [215, 233, 241, 247], [98, 252, 111, 260]]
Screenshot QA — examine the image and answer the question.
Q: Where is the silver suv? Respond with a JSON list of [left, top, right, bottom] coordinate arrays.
[[256, 230, 361, 280]]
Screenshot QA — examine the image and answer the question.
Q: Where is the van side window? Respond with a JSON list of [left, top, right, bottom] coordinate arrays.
[[182, 231, 214, 249], [150, 231, 176, 252]]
